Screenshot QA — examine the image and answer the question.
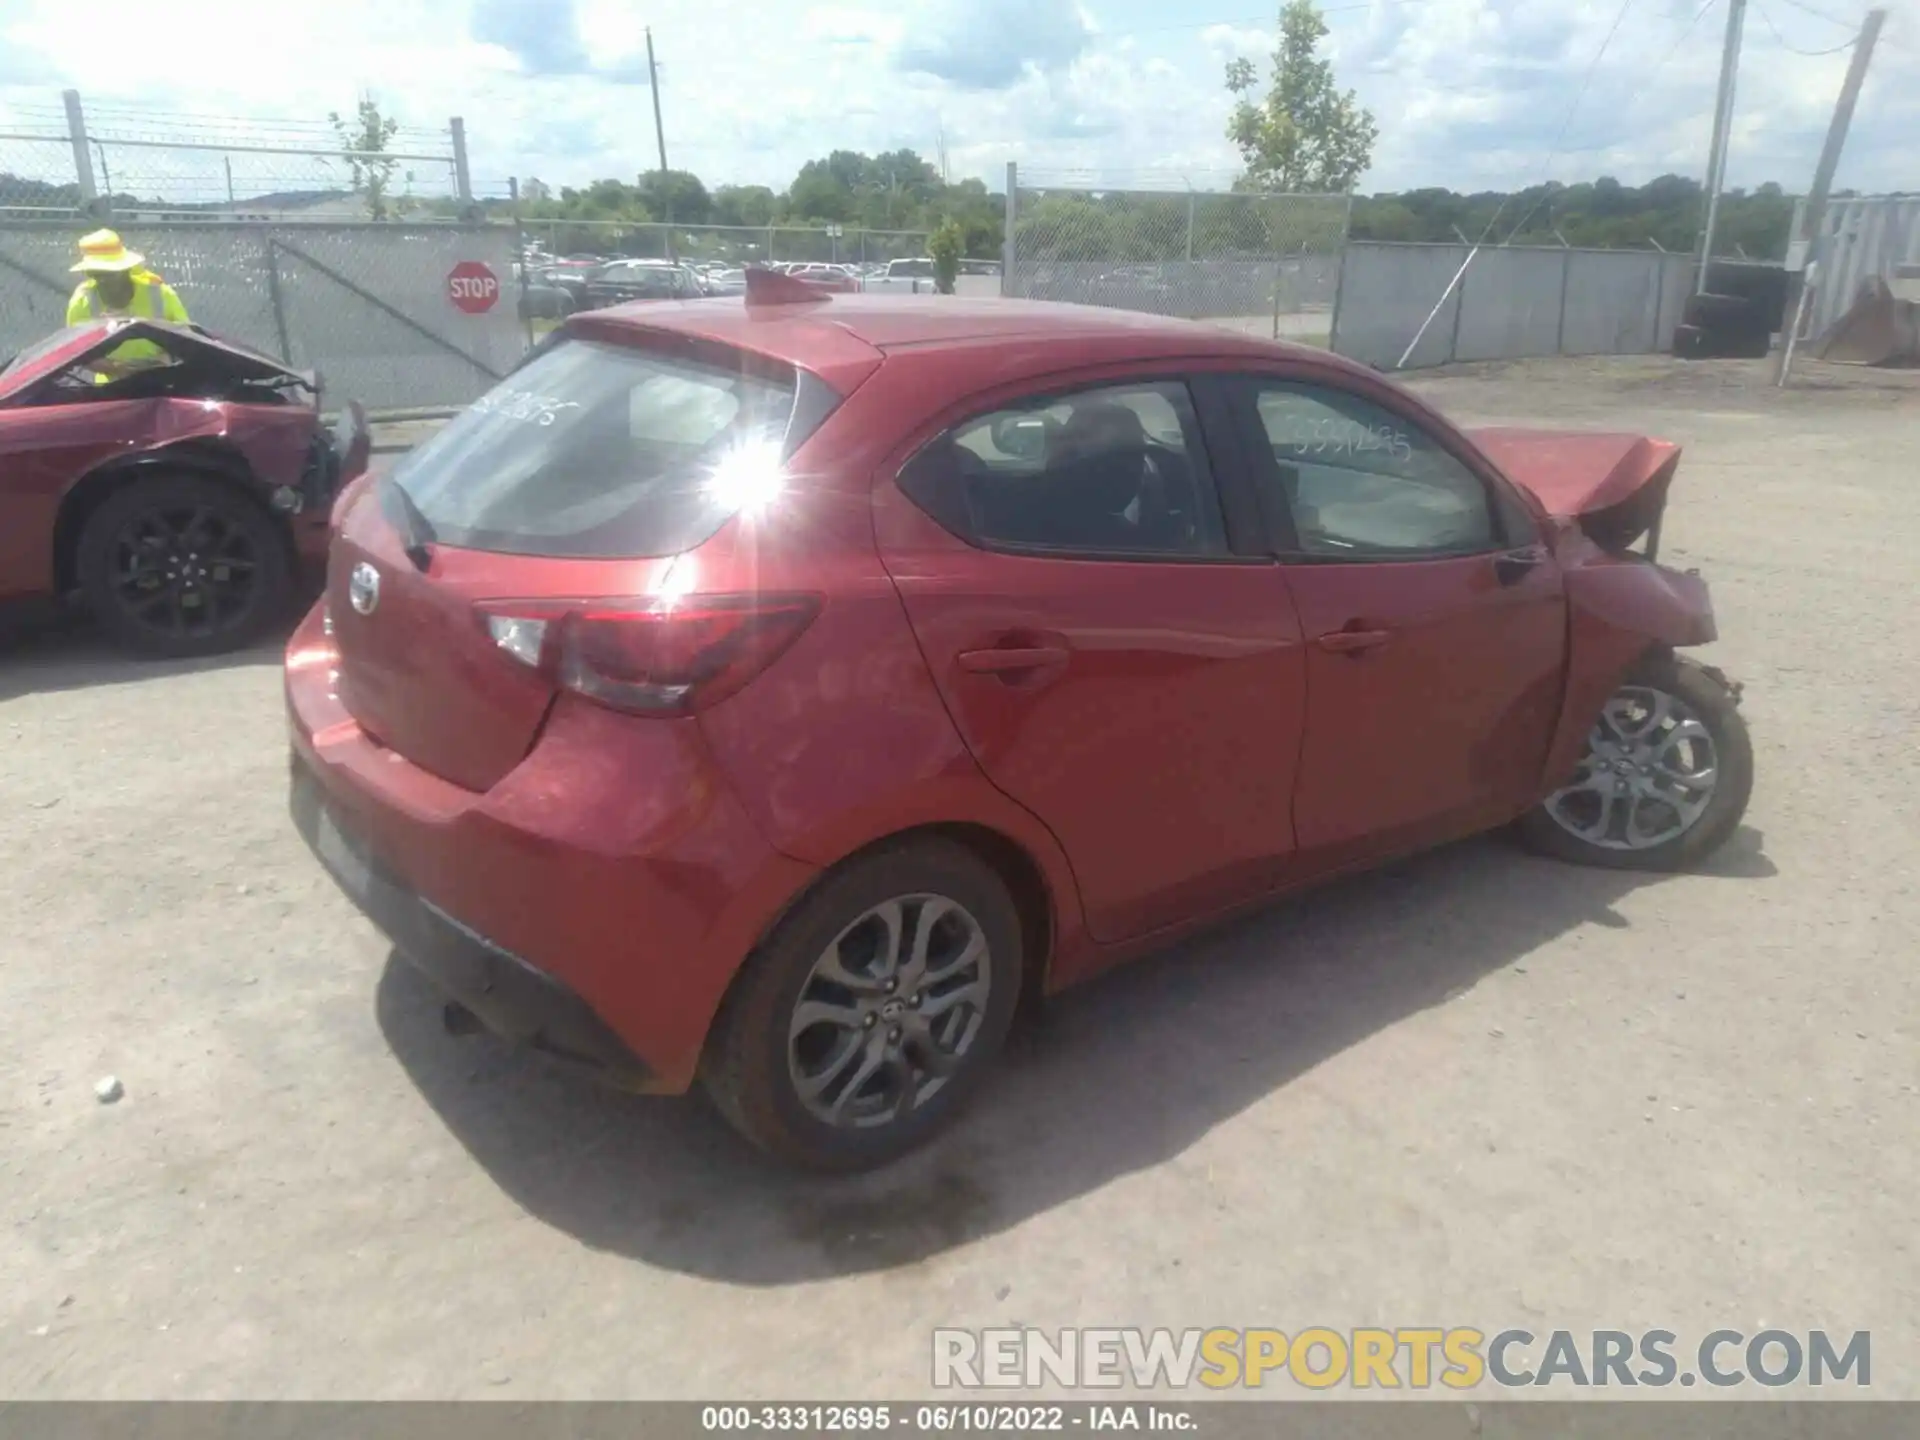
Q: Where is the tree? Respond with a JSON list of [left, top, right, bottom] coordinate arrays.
[[788, 151, 867, 222], [1225, 1, 1377, 193], [329, 96, 402, 220], [928, 218, 965, 294], [712, 184, 778, 228], [636, 169, 711, 225]]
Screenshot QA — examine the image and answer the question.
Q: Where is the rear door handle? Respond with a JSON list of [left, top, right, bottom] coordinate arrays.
[[958, 645, 1072, 674], [1315, 628, 1392, 655]]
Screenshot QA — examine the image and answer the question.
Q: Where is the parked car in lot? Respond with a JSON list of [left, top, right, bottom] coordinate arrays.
[[288, 276, 1752, 1171], [532, 265, 595, 313], [1, 319, 367, 658], [518, 272, 577, 322], [583, 259, 704, 308]]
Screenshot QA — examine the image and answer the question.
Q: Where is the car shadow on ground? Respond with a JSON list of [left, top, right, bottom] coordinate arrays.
[[376, 825, 1775, 1286], [0, 604, 299, 703]]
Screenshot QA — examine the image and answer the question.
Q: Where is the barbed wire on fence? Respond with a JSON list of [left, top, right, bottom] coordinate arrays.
[[1, 92, 460, 219], [1015, 166, 1258, 195]]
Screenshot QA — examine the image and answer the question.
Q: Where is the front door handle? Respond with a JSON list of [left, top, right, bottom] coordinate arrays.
[[1494, 548, 1545, 586], [1315, 628, 1392, 655], [958, 645, 1071, 674]]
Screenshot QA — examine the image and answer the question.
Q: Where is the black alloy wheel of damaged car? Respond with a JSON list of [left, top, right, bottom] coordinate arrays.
[[1518, 653, 1754, 871], [76, 472, 292, 660]]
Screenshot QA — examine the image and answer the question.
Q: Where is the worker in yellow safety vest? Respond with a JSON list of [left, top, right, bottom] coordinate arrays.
[[65, 229, 190, 372]]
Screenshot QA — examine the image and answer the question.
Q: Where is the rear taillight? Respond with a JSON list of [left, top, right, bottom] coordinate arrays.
[[478, 594, 820, 716]]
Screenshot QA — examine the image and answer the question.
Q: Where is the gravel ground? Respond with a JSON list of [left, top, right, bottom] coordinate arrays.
[[2, 354, 1916, 1400]]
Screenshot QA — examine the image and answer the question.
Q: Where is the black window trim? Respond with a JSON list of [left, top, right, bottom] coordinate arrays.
[[1219, 372, 1540, 565], [895, 373, 1272, 567]]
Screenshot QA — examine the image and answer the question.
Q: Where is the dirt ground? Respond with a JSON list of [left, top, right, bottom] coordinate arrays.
[[2, 355, 1916, 1400]]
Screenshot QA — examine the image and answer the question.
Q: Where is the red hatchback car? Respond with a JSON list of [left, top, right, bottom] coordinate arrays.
[[288, 276, 1752, 1171]]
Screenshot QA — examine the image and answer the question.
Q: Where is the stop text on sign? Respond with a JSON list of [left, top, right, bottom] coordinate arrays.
[[448, 261, 499, 313]]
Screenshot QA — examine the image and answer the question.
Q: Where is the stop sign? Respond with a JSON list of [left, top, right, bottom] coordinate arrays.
[[447, 260, 499, 314]]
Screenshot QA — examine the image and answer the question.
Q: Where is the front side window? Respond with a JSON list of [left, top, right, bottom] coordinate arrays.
[[1251, 383, 1496, 557], [898, 381, 1228, 559]]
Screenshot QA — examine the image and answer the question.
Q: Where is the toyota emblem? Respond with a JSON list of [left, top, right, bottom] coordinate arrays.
[[348, 562, 381, 616]]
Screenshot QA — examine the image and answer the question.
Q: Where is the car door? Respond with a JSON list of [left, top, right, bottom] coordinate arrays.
[[1222, 373, 1568, 868], [872, 374, 1308, 945]]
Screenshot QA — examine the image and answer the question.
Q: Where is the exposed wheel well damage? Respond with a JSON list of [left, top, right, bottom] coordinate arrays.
[[54, 440, 280, 595]]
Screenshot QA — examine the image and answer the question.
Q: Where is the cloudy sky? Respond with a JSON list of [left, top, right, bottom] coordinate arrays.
[[3, 0, 1916, 198]]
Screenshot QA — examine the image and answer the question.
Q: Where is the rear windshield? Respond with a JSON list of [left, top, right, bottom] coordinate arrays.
[[388, 338, 804, 559]]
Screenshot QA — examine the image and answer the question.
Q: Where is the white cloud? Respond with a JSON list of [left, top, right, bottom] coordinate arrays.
[[1, 0, 1914, 201]]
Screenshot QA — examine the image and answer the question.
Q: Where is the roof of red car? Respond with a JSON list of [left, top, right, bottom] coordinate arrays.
[[567, 292, 1348, 383]]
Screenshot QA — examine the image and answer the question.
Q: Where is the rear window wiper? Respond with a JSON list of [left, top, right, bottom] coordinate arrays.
[[384, 478, 436, 571]]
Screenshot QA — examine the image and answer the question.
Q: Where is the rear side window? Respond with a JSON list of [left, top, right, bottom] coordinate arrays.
[[390, 338, 827, 559], [897, 381, 1229, 559]]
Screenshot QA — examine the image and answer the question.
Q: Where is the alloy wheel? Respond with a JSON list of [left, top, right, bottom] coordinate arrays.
[[108, 501, 260, 643], [1544, 684, 1720, 851], [787, 894, 993, 1129]]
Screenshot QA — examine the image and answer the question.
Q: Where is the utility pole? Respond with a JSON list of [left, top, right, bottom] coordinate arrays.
[[1696, 0, 1748, 294], [1775, 7, 1886, 383], [645, 28, 669, 177], [646, 26, 674, 262]]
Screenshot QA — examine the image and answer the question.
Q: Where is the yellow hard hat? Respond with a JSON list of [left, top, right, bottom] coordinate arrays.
[[72, 228, 145, 273]]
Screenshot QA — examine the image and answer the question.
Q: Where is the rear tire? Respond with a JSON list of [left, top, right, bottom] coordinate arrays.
[[1518, 654, 1752, 871], [77, 472, 291, 660], [702, 840, 1023, 1173]]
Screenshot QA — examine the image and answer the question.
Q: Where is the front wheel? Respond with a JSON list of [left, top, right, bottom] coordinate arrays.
[[1518, 654, 1753, 871], [702, 841, 1023, 1172]]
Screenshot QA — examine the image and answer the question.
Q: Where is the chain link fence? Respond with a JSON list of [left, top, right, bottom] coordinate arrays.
[[0, 99, 84, 213], [0, 219, 521, 409], [1005, 166, 1351, 342]]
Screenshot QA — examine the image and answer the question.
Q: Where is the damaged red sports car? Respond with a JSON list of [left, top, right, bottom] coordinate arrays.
[[0, 319, 368, 657], [288, 279, 1752, 1171]]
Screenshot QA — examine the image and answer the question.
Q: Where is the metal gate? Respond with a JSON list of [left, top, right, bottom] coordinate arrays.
[[0, 222, 522, 411]]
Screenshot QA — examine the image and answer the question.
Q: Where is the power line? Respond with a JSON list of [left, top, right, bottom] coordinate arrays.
[[1753, 0, 1861, 51], [1771, 0, 1859, 27], [1542, 0, 1721, 156], [1494, 0, 1644, 243]]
